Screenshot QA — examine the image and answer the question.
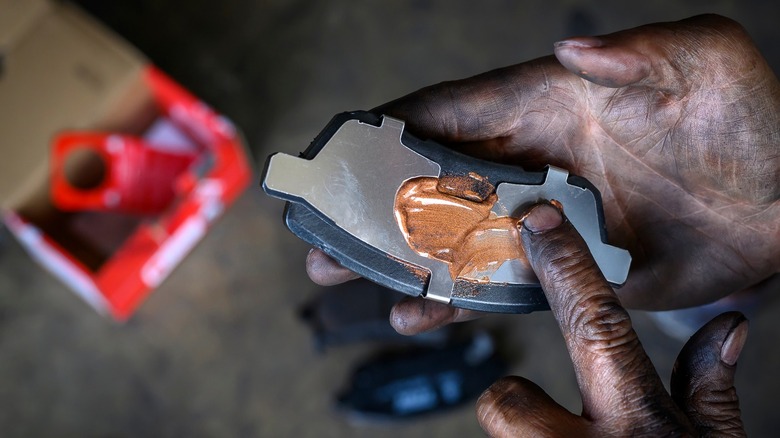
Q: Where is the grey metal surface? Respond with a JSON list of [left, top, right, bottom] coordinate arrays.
[[491, 167, 631, 285], [264, 116, 455, 303]]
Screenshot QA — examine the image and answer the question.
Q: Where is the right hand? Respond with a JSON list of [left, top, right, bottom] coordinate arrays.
[[477, 203, 748, 437], [307, 14, 780, 335]]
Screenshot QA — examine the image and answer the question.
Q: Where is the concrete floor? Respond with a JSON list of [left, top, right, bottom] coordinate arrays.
[[1, 1, 779, 436]]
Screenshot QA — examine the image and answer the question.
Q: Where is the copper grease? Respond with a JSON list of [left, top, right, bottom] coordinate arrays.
[[394, 175, 530, 281]]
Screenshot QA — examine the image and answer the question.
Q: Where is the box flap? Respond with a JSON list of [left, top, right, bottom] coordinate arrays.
[[0, 0, 50, 49], [0, 1, 147, 208]]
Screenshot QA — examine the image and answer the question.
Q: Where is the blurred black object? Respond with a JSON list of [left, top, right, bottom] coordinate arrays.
[[336, 331, 506, 421], [301, 279, 508, 421], [300, 279, 450, 351], [565, 7, 599, 36]]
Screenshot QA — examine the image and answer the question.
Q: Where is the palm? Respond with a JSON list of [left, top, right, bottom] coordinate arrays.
[[509, 73, 777, 308]]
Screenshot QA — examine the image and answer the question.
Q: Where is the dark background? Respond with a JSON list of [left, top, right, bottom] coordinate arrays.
[[1, 1, 778, 436]]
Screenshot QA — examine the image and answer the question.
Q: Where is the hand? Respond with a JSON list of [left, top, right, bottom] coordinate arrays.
[[307, 14, 780, 334], [476, 203, 748, 437]]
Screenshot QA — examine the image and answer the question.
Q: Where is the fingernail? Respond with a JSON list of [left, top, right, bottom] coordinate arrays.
[[721, 319, 749, 366], [521, 203, 563, 233], [554, 36, 603, 49]]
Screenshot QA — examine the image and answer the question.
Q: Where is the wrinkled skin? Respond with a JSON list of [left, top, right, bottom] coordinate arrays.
[[475, 203, 747, 437], [306, 14, 780, 335]]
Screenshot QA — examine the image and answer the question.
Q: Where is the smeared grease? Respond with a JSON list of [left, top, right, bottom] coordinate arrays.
[[394, 175, 530, 281]]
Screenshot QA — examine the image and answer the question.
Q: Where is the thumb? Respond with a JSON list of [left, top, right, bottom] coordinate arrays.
[[553, 14, 750, 96], [671, 311, 748, 437], [476, 376, 586, 437]]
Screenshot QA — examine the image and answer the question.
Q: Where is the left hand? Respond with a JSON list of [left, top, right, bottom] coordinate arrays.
[[476, 203, 748, 437], [305, 15, 780, 335]]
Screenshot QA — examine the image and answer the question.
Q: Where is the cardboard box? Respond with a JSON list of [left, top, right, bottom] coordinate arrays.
[[0, 0, 252, 320]]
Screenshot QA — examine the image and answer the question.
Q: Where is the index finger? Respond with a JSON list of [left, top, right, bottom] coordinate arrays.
[[518, 203, 685, 424], [372, 56, 571, 144]]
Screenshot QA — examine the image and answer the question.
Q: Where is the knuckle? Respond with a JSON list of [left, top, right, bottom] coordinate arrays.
[[685, 386, 745, 435], [688, 385, 741, 415], [477, 379, 522, 430], [566, 293, 636, 353]]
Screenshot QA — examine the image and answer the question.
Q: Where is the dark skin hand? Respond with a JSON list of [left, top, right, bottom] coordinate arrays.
[[475, 203, 747, 437], [306, 14, 780, 335]]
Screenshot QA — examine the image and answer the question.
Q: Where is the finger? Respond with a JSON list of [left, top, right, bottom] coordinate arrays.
[[305, 249, 360, 286], [519, 203, 686, 426], [554, 14, 755, 96], [477, 376, 586, 437], [553, 36, 651, 89], [389, 296, 482, 336], [372, 56, 573, 144], [671, 312, 748, 437]]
